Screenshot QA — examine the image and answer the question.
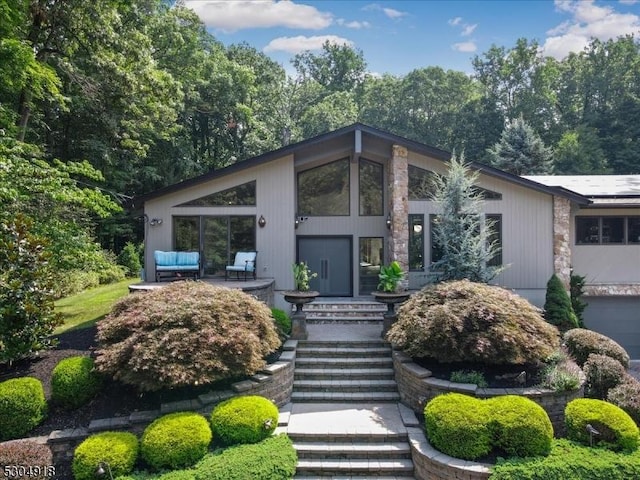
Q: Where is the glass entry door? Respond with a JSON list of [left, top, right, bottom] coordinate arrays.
[[359, 237, 383, 295]]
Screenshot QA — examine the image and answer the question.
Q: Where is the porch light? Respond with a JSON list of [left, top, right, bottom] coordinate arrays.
[[149, 218, 163, 226], [96, 462, 113, 480], [258, 215, 266, 228], [386, 213, 392, 229], [295, 215, 300, 229]]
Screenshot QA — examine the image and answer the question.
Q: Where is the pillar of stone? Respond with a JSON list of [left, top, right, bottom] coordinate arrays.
[[553, 195, 572, 289], [388, 145, 409, 284]]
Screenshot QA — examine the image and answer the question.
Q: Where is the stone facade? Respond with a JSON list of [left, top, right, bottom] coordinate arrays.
[[585, 284, 640, 296], [388, 144, 409, 283], [553, 195, 572, 289]]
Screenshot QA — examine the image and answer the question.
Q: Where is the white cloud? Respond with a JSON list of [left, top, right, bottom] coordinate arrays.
[[184, 0, 332, 33], [263, 35, 353, 54], [619, 0, 638, 5], [452, 41, 477, 52], [448, 17, 463, 26], [337, 18, 371, 29], [543, 0, 640, 59], [461, 23, 477, 36], [363, 3, 407, 20]]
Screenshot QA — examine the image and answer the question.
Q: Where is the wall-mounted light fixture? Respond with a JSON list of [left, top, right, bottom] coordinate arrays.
[[294, 215, 300, 229], [258, 215, 266, 228], [149, 218, 163, 227], [386, 213, 392, 229]]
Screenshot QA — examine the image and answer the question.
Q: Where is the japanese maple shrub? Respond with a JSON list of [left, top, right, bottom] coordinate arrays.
[[95, 282, 281, 391]]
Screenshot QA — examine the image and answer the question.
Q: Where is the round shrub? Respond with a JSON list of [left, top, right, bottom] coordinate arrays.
[[0, 377, 47, 441], [608, 377, 640, 426], [487, 395, 554, 457], [72, 431, 138, 480], [424, 393, 492, 460], [157, 471, 197, 480], [565, 398, 639, 452], [271, 308, 291, 336], [0, 440, 53, 480], [583, 354, 626, 399], [387, 280, 560, 365], [95, 282, 281, 391], [141, 412, 212, 470], [210, 395, 279, 446], [564, 328, 630, 368], [51, 356, 102, 409]]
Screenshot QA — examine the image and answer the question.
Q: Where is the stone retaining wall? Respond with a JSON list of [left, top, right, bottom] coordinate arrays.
[[5, 340, 296, 467], [393, 349, 583, 433]]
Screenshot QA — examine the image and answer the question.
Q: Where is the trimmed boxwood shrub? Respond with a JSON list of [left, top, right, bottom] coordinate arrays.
[[388, 280, 560, 365], [51, 356, 102, 409], [72, 431, 138, 480], [141, 412, 212, 470], [608, 377, 640, 425], [564, 328, 630, 368], [424, 393, 492, 460], [96, 282, 281, 391], [193, 434, 297, 480], [210, 395, 278, 446], [0, 440, 53, 480], [565, 398, 639, 452], [0, 377, 47, 441], [583, 353, 626, 399], [491, 438, 640, 479]]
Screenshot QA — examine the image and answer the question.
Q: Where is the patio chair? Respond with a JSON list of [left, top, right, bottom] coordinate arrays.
[[225, 251, 257, 281]]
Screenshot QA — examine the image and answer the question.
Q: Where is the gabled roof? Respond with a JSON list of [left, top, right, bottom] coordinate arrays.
[[132, 123, 591, 207], [526, 175, 640, 207]]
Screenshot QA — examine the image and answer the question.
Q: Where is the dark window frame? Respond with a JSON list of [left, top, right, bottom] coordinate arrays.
[[297, 158, 351, 216], [409, 214, 425, 271], [176, 180, 256, 207], [576, 216, 639, 245], [359, 158, 384, 216]]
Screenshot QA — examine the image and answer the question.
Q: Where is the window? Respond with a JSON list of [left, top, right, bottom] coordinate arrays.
[[359, 238, 383, 295], [408, 165, 435, 200], [359, 159, 383, 216], [173, 215, 256, 275], [472, 186, 502, 200], [177, 181, 256, 206], [297, 158, 350, 216], [429, 215, 444, 264], [409, 214, 424, 270], [576, 216, 638, 245]]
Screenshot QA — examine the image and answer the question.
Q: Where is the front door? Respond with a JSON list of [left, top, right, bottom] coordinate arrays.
[[297, 236, 352, 296]]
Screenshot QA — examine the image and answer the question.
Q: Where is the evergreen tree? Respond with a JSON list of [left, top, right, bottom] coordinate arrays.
[[431, 154, 504, 283], [486, 116, 553, 175], [544, 274, 579, 332], [570, 271, 588, 328]]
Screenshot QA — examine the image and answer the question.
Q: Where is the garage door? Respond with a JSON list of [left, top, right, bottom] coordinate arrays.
[[583, 296, 640, 359]]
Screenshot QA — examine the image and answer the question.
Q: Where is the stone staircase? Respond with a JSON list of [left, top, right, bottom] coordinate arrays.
[[287, 300, 415, 479]]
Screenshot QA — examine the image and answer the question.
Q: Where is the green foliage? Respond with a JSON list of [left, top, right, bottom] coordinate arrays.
[[377, 261, 404, 293], [96, 282, 281, 391], [387, 280, 560, 365], [608, 377, 640, 426], [51, 356, 102, 409], [292, 262, 317, 291], [210, 396, 279, 446], [0, 215, 62, 363], [491, 438, 640, 479], [0, 440, 53, 480], [565, 398, 639, 452], [430, 155, 504, 283], [539, 353, 583, 392], [450, 370, 488, 388], [554, 126, 610, 174], [193, 434, 297, 480], [72, 431, 139, 480], [543, 274, 579, 333], [0, 377, 47, 441], [570, 271, 588, 328], [271, 308, 291, 336], [117, 242, 143, 277], [141, 412, 212, 470], [583, 354, 626, 400], [563, 328, 630, 368]]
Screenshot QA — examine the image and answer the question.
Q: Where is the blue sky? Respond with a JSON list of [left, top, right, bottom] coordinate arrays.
[[184, 0, 640, 76]]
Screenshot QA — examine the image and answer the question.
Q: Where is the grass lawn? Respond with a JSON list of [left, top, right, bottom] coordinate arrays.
[[54, 278, 133, 334]]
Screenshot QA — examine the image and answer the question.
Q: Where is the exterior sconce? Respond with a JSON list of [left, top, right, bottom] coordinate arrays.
[[149, 218, 163, 227], [386, 213, 392, 229], [258, 215, 266, 228], [295, 216, 300, 229]]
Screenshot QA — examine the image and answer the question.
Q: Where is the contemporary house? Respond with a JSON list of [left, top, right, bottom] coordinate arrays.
[[133, 124, 640, 357]]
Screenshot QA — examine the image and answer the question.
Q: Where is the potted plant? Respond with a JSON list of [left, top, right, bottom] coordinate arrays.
[[372, 260, 410, 335], [283, 262, 320, 340]]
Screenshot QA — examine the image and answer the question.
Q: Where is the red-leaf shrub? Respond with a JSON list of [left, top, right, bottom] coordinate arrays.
[[563, 328, 630, 368], [95, 282, 281, 391], [0, 441, 53, 480]]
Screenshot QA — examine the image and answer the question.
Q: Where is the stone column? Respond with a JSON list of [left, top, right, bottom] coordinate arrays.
[[553, 195, 571, 289], [388, 145, 409, 281]]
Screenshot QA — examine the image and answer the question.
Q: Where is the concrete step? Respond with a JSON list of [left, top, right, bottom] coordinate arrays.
[[299, 340, 389, 349], [296, 346, 392, 358], [291, 391, 401, 402], [304, 301, 385, 310], [295, 357, 393, 368], [295, 367, 395, 380], [306, 316, 384, 324], [293, 379, 398, 392], [294, 441, 411, 459], [295, 458, 414, 476]]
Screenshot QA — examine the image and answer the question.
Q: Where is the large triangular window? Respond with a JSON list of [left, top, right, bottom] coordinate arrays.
[[176, 181, 256, 207]]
